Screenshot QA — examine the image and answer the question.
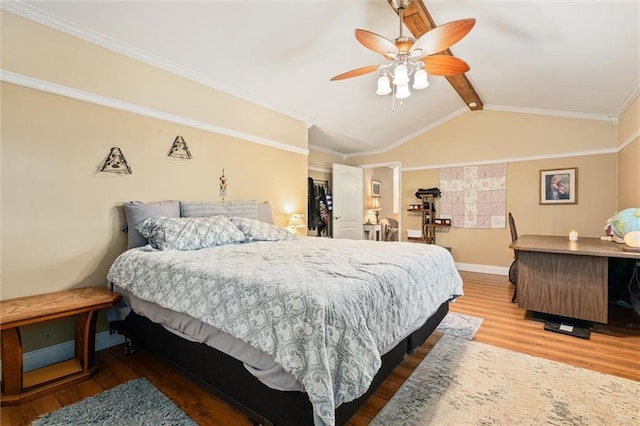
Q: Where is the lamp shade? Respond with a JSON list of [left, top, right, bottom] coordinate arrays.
[[393, 63, 409, 85], [370, 197, 380, 210], [413, 69, 429, 90], [287, 213, 305, 227], [376, 74, 392, 96], [395, 84, 411, 99]]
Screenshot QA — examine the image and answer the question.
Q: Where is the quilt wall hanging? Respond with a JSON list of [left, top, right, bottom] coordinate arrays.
[[439, 163, 507, 229]]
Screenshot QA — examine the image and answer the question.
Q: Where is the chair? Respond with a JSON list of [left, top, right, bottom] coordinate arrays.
[[508, 212, 518, 303], [379, 217, 399, 242]]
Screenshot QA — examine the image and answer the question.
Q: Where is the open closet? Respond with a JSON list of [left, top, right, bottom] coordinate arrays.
[[307, 177, 332, 237]]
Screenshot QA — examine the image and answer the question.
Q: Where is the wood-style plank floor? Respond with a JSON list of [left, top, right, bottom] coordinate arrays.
[[2, 271, 639, 425]]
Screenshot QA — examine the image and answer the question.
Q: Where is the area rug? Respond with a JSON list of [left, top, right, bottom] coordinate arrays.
[[31, 378, 196, 426], [435, 311, 483, 340], [371, 334, 640, 425]]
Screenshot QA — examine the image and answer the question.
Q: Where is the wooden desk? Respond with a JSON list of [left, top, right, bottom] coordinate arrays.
[[510, 235, 640, 324], [0, 287, 120, 405]]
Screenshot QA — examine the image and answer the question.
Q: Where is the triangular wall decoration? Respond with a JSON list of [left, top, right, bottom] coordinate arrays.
[[100, 147, 132, 174], [168, 136, 192, 159]]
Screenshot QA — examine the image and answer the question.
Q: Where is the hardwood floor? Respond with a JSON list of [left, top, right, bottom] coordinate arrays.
[[2, 271, 639, 425]]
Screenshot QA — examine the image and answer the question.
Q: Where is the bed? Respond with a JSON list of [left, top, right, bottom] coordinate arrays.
[[107, 200, 463, 426]]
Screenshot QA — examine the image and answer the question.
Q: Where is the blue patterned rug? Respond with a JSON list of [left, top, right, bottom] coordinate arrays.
[[31, 378, 196, 426], [435, 311, 483, 340], [371, 334, 640, 425]]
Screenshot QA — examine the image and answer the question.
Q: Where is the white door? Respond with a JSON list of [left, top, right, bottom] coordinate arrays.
[[332, 163, 363, 239]]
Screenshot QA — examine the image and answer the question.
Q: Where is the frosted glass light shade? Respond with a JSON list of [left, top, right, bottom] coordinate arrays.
[[395, 83, 411, 99], [413, 69, 429, 90], [376, 74, 392, 95], [393, 63, 409, 85]]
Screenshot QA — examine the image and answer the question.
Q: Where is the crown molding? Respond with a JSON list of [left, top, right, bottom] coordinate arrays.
[[1, 70, 308, 156], [308, 144, 348, 160], [401, 147, 618, 172], [614, 80, 640, 119], [0, 1, 314, 126], [484, 104, 616, 122]]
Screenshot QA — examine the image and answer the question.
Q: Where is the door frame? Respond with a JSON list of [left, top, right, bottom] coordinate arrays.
[[358, 161, 402, 240]]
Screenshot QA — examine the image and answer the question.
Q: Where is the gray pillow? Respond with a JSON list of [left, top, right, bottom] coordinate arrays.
[[135, 216, 245, 250], [124, 201, 180, 249], [180, 200, 258, 220], [230, 217, 295, 242], [257, 201, 275, 225]]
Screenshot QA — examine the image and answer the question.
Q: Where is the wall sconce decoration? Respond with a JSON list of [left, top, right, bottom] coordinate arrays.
[[100, 147, 132, 174], [287, 213, 306, 235], [168, 136, 192, 159], [219, 169, 227, 201]]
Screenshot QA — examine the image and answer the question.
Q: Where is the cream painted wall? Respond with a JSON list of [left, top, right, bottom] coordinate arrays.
[[351, 110, 619, 268], [2, 12, 308, 150], [308, 148, 346, 172], [617, 95, 640, 209], [1, 13, 308, 352]]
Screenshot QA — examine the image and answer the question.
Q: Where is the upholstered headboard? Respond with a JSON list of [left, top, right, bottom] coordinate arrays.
[[123, 200, 274, 249]]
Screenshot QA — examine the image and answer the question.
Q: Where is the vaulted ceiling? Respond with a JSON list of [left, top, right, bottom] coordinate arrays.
[[11, 1, 640, 156]]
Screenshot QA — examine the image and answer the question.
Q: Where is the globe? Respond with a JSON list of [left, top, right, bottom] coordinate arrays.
[[610, 208, 640, 243]]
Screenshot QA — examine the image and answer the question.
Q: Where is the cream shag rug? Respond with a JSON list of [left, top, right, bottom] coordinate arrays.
[[371, 334, 639, 425]]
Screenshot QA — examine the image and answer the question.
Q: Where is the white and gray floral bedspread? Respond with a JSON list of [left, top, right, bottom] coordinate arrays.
[[107, 237, 463, 426]]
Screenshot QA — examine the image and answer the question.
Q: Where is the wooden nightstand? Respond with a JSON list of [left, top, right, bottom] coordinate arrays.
[[0, 287, 120, 405]]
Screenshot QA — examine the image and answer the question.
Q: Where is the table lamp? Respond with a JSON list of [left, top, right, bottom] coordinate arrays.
[[370, 198, 381, 224], [287, 213, 305, 235]]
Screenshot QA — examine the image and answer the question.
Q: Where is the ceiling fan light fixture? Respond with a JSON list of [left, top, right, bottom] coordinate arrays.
[[392, 63, 409, 85], [413, 68, 429, 90], [395, 83, 411, 99], [376, 73, 392, 96]]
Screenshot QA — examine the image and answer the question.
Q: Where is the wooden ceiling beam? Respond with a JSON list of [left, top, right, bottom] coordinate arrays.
[[388, 0, 483, 110]]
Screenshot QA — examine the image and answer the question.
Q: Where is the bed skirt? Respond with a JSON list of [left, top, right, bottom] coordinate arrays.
[[110, 301, 449, 425]]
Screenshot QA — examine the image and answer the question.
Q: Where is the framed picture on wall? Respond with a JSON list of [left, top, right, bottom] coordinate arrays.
[[539, 168, 577, 204], [371, 180, 381, 197]]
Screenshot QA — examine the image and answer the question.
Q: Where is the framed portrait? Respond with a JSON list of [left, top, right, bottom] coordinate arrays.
[[540, 168, 577, 204], [371, 180, 381, 197]]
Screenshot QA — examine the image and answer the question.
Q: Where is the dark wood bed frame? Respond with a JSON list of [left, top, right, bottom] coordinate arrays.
[[110, 301, 449, 425]]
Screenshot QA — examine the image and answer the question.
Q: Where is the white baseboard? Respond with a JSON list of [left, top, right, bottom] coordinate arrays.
[[456, 262, 509, 276], [0, 331, 125, 380]]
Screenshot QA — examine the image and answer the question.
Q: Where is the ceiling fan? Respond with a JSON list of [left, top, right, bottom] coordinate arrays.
[[330, 0, 475, 100]]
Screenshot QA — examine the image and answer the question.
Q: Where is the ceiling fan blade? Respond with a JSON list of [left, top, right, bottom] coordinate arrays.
[[355, 29, 399, 56], [330, 65, 381, 81], [412, 18, 476, 57], [422, 55, 470, 76]]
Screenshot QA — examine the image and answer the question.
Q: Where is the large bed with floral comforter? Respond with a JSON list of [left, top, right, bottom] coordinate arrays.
[[107, 200, 463, 426]]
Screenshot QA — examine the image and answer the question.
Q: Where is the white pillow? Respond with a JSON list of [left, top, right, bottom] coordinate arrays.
[[230, 217, 295, 242]]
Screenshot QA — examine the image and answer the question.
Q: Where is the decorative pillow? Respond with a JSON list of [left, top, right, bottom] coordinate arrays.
[[123, 201, 180, 249], [135, 216, 245, 250], [230, 217, 296, 242], [257, 201, 275, 225], [180, 200, 258, 220]]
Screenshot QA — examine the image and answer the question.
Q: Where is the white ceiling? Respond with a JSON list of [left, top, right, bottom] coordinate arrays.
[[16, 1, 640, 156]]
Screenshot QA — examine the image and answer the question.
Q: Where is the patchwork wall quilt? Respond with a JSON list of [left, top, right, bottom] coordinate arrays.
[[439, 163, 507, 229]]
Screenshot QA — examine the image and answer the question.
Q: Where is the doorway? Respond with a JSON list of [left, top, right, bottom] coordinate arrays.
[[360, 162, 401, 240]]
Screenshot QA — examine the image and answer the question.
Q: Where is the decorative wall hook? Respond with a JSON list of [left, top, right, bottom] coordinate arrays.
[[219, 169, 227, 201], [100, 147, 132, 174], [168, 136, 192, 159]]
